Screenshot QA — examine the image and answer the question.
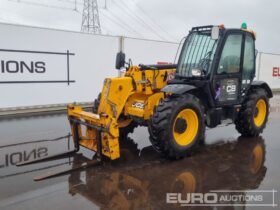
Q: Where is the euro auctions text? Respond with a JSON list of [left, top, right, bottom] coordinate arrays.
[[166, 190, 278, 207]]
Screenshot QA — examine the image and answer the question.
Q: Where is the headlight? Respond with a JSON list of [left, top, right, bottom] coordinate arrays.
[[191, 68, 202, 76]]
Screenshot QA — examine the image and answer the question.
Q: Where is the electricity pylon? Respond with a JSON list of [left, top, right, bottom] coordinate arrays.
[[81, 0, 101, 34]]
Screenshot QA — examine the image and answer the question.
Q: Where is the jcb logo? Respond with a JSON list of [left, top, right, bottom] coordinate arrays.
[[132, 102, 145, 109], [226, 85, 236, 93]]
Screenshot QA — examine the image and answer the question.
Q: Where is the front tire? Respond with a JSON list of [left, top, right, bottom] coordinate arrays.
[[235, 89, 269, 137], [149, 94, 205, 159]]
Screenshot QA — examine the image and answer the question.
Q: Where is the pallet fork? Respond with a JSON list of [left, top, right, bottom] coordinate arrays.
[[16, 106, 106, 181]]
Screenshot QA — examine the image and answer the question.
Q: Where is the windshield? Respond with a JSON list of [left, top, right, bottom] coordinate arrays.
[[177, 31, 218, 77]]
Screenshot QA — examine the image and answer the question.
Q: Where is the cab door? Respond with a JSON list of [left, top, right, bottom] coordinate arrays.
[[212, 32, 244, 106], [241, 34, 256, 95]]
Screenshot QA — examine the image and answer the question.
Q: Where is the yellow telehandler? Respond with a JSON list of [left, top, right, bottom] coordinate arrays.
[[17, 24, 272, 180]]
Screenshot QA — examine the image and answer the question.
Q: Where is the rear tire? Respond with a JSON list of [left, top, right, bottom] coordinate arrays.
[[235, 89, 269, 137], [149, 94, 205, 159]]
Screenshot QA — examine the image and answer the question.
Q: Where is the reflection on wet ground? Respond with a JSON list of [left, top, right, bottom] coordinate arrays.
[[0, 98, 280, 210], [68, 136, 267, 210]]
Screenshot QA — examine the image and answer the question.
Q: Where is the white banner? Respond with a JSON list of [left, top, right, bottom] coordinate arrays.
[[0, 23, 179, 108], [4, 23, 278, 109], [257, 52, 280, 89]]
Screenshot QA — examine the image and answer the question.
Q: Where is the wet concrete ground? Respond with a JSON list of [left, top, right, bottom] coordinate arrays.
[[0, 96, 280, 210]]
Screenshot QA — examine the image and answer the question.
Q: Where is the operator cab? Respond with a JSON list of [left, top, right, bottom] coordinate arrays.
[[172, 24, 256, 106]]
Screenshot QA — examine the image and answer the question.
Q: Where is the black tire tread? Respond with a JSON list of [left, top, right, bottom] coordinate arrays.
[[149, 94, 205, 159], [235, 88, 269, 137]]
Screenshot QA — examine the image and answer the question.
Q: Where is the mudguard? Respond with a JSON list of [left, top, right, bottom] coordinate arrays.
[[251, 81, 273, 98], [161, 84, 197, 94]]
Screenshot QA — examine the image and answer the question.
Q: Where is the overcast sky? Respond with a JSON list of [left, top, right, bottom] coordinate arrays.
[[0, 0, 279, 53]]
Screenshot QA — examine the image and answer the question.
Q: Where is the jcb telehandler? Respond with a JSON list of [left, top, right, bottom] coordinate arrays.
[[17, 24, 272, 180]]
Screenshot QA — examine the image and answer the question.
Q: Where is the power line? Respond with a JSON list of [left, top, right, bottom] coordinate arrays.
[[57, 0, 84, 11], [81, 0, 101, 34], [132, 1, 178, 41], [117, 0, 166, 40], [112, 0, 167, 41], [102, 10, 144, 38], [58, 0, 83, 5], [100, 23, 113, 35], [8, 0, 73, 11], [8, 0, 178, 41]]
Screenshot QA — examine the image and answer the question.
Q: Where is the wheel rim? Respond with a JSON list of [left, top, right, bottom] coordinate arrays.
[[254, 99, 267, 127], [250, 144, 264, 174], [172, 172, 196, 193], [173, 109, 199, 146]]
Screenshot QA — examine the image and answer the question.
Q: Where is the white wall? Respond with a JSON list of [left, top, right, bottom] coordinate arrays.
[[0, 23, 119, 108], [257, 52, 280, 90], [0, 23, 179, 109], [1, 23, 278, 109]]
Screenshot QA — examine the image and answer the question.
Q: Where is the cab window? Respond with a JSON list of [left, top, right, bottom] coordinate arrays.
[[217, 34, 243, 74], [242, 35, 255, 80]]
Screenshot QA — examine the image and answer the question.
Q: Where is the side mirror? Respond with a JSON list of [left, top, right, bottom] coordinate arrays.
[[115, 51, 126, 70], [211, 26, 219, 40]]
